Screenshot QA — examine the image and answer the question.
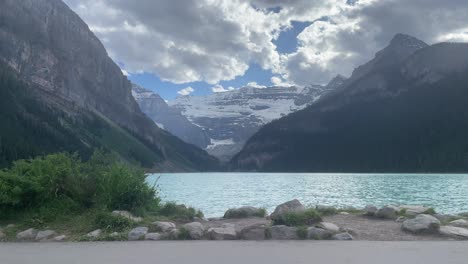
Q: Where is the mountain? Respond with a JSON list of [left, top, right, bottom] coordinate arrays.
[[167, 83, 336, 161], [0, 0, 218, 171], [231, 34, 468, 172], [132, 84, 210, 149]]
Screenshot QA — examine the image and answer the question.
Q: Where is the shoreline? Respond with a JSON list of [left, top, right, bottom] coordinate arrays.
[[3, 201, 468, 242]]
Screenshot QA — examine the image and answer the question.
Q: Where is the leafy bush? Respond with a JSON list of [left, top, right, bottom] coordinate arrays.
[[157, 202, 204, 221], [296, 226, 308, 240], [424, 208, 436, 215], [273, 209, 322, 226], [0, 150, 160, 221], [93, 212, 134, 232]]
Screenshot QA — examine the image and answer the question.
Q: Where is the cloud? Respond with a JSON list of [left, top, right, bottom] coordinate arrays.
[[64, 0, 468, 87], [212, 84, 235, 93], [177, 87, 195, 96], [246, 82, 267, 89], [271, 76, 293, 87]]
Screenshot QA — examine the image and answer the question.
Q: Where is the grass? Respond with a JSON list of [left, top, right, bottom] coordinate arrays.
[[296, 226, 308, 240], [273, 209, 322, 227]]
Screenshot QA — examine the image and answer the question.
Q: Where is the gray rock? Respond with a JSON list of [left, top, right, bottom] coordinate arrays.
[[6, 224, 15, 229], [112, 211, 143, 222], [240, 224, 267, 240], [375, 205, 398, 219], [128, 227, 149, 241], [152, 221, 176, 233], [0, 230, 5, 240], [167, 229, 181, 240], [208, 224, 237, 240], [395, 216, 407, 223], [270, 225, 298, 240], [86, 229, 102, 239], [307, 227, 333, 240], [53, 235, 67, 242], [110, 232, 120, 238], [183, 222, 205, 240], [270, 199, 305, 221], [333, 232, 354, 240], [434, 214, 458, 223], [224, 206, 265, 219], [145, 233, 162, 241], [16, 228, 38, 241], [35, 230, 57, 241], [449, 219, 468, 228], [439, 226, 468, 239], [318, 222, 340, 233], [402, 214, 440, 234], [339, 212, 350, 215], [364, 205, 378, 216], [398, 205, 431, 217]]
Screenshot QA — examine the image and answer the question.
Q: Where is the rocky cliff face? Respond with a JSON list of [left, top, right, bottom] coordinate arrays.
[[167, 83, 335, 161], [231, 35, 468, 172], [132, 84, 210, 149], [0, 0, 218, 171]]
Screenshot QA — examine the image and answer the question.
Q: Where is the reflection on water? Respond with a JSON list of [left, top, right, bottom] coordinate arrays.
[[147, 173, 468, 217]]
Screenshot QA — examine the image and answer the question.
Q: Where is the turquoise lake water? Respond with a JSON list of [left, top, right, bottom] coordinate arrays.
[[148, 173, 468, 217]]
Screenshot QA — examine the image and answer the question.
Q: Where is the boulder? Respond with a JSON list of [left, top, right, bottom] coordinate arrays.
[[364, 205, 378, 216], [152, 221, 176, 233], [395, 216, 407, 223], [439, 226, 468, 239], [434, 214, 458, 223], [167, 229, 181, 240], [317, 222, 340, 233], [333, 232, 354, 240], [128, 227, 149, 241], [208, 224, 237, 240], [86, 229, 102, 239], [110, 232, 120, 238], [449, 219, 468, 228], [307, 227, 333, 240], [240, 224, 267, 240], [398, 205, 431, 217], [145, 233, 162, 241], [35, 230, 57, 241], [375, 205, 398, 219], [53, 235, 67, 242], [183, 222, 205, 240], [270, 225, 298, 240], [270, 199, 305, 221], [112, 211, 142, 222], [6, 224, 15, 229], [16, 228, 38, 241], [224, 206, 265, 219], [402, 214, 440, 234], [339, 212, 350, 215]]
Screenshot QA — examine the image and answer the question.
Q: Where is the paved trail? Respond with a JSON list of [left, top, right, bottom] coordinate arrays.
[[1, 241, 467, 264]]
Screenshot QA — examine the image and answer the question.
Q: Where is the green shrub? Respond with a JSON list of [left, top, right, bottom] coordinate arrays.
[[0, 150, 160, 221], [157, 202, 204, 221], [273, 209, 322, 226], [177, 227, 191, 240], [296, 226, 308, 240], [424, 208, 436, 215], [93, 212, 134, 232]]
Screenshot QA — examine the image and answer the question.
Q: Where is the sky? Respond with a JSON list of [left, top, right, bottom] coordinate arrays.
[[64, 0, 468, 100]]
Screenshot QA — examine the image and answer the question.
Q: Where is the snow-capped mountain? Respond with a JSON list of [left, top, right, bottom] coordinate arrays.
[[132, 84, 210, 149], [167, 82, 339, 161]]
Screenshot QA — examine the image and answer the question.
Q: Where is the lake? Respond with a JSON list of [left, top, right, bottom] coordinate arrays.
[[147, 173, 468, 217]]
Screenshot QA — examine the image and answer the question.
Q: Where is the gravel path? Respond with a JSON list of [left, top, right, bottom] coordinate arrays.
[[323, 214, 446, 241]]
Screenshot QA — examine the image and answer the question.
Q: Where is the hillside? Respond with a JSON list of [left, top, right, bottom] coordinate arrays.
[[0, 0, 218, 171], [231, 35, 468, 172]]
